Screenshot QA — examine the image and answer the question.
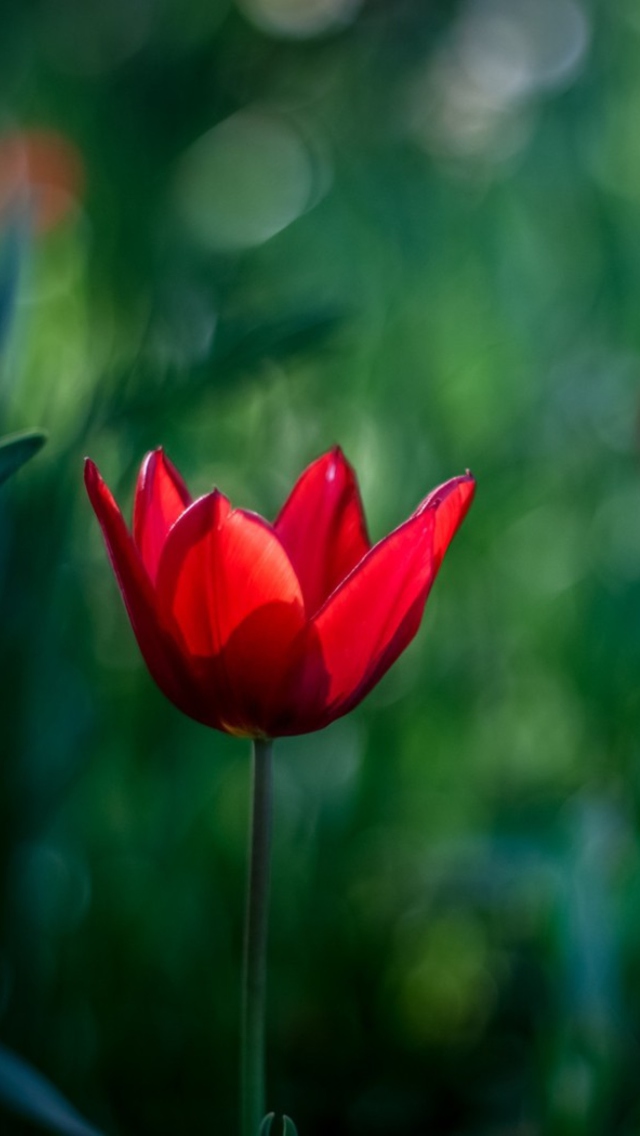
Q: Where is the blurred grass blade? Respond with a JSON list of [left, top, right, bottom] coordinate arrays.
[[213, 307, 344, 379], [0, 225, 22, 352], [0, 430, 46, 486], [258, 1114, 275, 1136], [282, 1118, 298, 1136], [0, 1044, 105, 1136]]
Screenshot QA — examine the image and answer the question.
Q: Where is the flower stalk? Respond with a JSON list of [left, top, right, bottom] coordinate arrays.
[[241, 737, 273, 1136]]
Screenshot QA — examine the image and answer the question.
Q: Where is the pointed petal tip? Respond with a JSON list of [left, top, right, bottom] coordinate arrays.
[[84, 456, 101, 493], [421, 470, 476, 512], [140, 447, 161, 475], [459, 470, 476, 500], [208, 486, 231, 516], [424, 470, 476, 568], [460, 470, 477, 505], [324, 444, 359, 487], [84, 458, 122, 525], [139, 445, 168, 471], [330, 443, 353, 467], [323, 445, 343, 481]]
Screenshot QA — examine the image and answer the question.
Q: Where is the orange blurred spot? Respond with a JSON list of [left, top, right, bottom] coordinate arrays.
[[0, 129, 84, 233]]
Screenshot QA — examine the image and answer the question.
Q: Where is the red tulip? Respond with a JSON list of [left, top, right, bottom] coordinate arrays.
[[85, 449, 474, 738]]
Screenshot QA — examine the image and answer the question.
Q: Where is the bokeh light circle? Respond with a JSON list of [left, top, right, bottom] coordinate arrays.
[[236, 0, 362, 40], [176, 110, 323, 251]]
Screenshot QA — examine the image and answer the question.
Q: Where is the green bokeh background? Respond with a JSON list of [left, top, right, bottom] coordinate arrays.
[[2, 0, 640, 1132]]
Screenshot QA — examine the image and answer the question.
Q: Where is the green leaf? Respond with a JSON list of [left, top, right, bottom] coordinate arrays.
[[258, 1115, 275, 1136], [282, 1118, 299, 1136], [0, 430, 47, 486]]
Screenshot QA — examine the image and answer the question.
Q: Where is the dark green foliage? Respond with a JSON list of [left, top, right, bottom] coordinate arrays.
[[0, 1, 639, 1135], [0, 432, 46, 486]]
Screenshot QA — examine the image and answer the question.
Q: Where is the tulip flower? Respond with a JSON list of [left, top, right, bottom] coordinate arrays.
[[85, 447, 475, 738], [85, 445, 475, 1136]]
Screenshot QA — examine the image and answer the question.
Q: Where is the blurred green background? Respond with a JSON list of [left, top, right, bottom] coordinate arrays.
[[2, 0, 640, 1132]]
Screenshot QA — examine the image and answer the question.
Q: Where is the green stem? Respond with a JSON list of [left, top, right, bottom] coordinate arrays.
[[241, 737, 273, 1136]]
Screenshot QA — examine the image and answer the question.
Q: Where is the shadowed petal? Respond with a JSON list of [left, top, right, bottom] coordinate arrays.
[[274, 447, 370, 616], [262, 620, 331, 736], [157, 496, 304, 653], [211, 602, 325, 737], [85, 460, 218, 727], [133, 448, 191, 583], [310, 473, 476, 724], [156, 497, 307, 735]]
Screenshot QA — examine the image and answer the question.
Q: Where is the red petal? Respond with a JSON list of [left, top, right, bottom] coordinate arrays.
[[309, 473, 475, 724], [85, 459, 218, 727], [156, 497, 306, 735], [421, 473, 476, 570], [133, 449, 191, 583], [274, 447, 370, 616]]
